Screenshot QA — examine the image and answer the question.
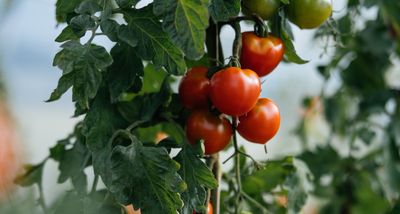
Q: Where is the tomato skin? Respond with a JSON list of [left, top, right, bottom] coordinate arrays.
[[193, 202, 213, 214], [179, 67, 210, 109], [286, 0, 332, 29], [240, 32, 285, 77], [186, 110, 232, 155], [209, 67, 261, 116], [241, 0, 280, 20], [237, 98, 280, 144], [126, 205, 141, 214]]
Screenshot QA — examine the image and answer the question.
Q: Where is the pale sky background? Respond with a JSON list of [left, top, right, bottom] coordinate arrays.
[[0, 0, 346, 201]]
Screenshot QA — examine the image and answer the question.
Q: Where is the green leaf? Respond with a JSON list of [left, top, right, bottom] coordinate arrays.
[[100, 19, 119, 42], [82, 88, 128, 185], [57, 137, 89, 190], [56, 26, 80, 42], [123, 6, 187, 75], [278, 12, 308, 64], [174, 143, 218, 213], [351, 172, 390, 214], [286, 173, 307, 214], [50, 41, 113, 109], [75, 0, 102, 15], [51, 190, 121, 214], [109, 136, 185, 214], [208, 0, 240, 22], [117, 25, 138, 47], [55, 0, 83, 23], [70, 14, 96, 37], [115, 0, 139, 9], [153, 0, 209, 60], [242, 157, 295, 195], [14, 162, 45, 187], [298, 146, 341, 181], [107, 43, 144, 102], [118, 79, 171, 123]]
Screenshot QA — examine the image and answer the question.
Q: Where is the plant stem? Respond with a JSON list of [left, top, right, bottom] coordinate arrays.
[[232, 117, 242, 214], [206, 19, 223, 214], [91, 175, 99, 194], [242, 192, 271, 214], [230, 21, 242, 67], [37, 184, 49, 214]]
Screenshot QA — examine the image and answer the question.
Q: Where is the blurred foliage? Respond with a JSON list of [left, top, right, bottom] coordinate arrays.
[[296, 0, 400, 213]]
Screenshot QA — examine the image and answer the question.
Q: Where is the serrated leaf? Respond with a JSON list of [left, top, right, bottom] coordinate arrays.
[[123, 6, 186, 75], [117, 25, 138, 47], [70, 14, 96, 37], [174, 143, 218, 213], [50, 41, 113, 109], [118, 79, 171, 123], [75, 0, 102, 15], [55, 0, 83, 23], [208, 0, 240, 22], [57, 138, 89, 186], [82, 88, 128, 186], [108, 43, 144, 102], [100, 19, 120, 42], [56, 26, 80, 42], [109, 136, 185, 214], [153, 0, 209, 60]]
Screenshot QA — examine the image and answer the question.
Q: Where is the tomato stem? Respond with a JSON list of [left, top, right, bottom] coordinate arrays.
[[229, 21, 242, 68], [232, 117, 243, 214], [91, 175, 99, 194], [37, 183, 49, 214]]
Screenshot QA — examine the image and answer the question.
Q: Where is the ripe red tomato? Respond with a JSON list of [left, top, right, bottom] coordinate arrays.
[[193, 202, 213, 214], [240, 32, 284, 77], [186, 110, 232, 155], [209, 67, 261, 116], [237, 98, 280, 144], [179, 67, 210, 109]]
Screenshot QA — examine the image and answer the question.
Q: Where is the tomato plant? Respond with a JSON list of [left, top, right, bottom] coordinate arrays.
[[186, 110, 232, 155], [209, 67, 261, 116], [179, 67, 210, 109], [241, 0, 280, 20], [8, 0, 400, 214], [240, 31, 285, 77], [286, 0, 332, 29], [237, 98, 280, 144]]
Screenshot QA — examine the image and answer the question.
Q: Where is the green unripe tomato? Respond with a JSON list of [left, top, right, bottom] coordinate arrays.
[[286, 0, 332, 29], [241, 0, 280, 20]]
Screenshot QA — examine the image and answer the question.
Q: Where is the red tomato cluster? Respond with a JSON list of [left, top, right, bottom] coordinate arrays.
[[179, 30, 283, 154]]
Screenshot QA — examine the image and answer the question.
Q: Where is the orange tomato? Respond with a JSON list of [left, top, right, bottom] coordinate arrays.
[[126, 204, 141, 214]]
